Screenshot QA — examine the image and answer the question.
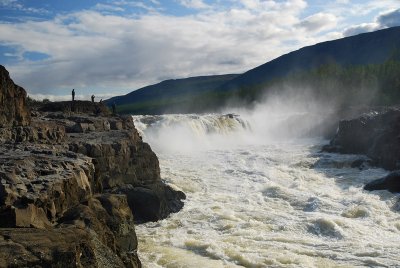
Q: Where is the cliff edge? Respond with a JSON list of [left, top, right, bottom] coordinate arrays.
[[0, 66, 185, 267]]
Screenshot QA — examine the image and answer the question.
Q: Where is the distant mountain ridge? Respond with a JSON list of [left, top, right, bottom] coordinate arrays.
[[106, 74, 239, 114], [107, 26, 400, 114], [218, 26, 400, 92]]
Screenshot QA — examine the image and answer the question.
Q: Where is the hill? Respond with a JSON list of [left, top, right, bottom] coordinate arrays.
[[219, 26, 400, 93], [107, 26, 400, 114], [106, 74, 238, 114]]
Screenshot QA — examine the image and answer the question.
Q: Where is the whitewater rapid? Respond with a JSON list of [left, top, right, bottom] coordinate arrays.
[[132, 113, 400, 268]]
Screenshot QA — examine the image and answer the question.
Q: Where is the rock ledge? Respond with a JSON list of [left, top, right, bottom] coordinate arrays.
[[0, 65, 185, 267]]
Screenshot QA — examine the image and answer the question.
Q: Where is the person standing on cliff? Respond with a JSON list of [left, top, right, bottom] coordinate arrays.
[[112, 102, 116, 115], [72, 89, 75, 101], [91, 94, 95, 103]]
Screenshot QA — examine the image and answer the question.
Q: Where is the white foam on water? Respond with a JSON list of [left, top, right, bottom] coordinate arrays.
[[132, 113, 400, 268]]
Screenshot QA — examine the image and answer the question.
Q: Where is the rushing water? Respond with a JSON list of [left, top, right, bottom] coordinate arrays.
[[132, 113, 400, 268]]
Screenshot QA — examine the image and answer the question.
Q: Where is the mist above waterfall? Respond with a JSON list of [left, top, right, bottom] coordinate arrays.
[[132, 89, 338, 152], [229, 88, 338, 139]]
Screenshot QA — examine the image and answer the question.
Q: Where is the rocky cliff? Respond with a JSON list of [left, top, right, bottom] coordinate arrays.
[[0, 66, 185, 267], [0, 66, 30, 127], [324, 107, 400, 192], [324, 107, 400, 170]]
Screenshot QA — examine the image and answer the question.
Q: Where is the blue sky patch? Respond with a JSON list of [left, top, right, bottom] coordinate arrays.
[[23, 51, 50, 61]]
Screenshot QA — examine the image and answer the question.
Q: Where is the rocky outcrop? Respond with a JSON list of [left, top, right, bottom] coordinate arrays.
[[58, 194, 140, 267], [41, 112, 186, 222], [0, 66, 185, 267], [0, 118, 142, 267], [324, 107, 400, 192], [0, 145, 94, 229], [0, 65, 30, 127], [0, 228, 98, 267], [111, 184, 186, 223], [324, 107, 400, 170]]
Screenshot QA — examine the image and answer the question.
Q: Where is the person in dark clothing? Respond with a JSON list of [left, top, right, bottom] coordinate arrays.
[[72, 89, 75, 101], [112, 102, 116, 115], [91, 94, 95, 103]]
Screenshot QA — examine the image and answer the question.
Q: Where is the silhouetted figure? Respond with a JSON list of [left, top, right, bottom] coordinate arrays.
[[94, 104, 101, 116], [112, 102, 116, 115], [72, 89, 75, 101], [99, 99, 103, 103], [91, 94, 95, 103]]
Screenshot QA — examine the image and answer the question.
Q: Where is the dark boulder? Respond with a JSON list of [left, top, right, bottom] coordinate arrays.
[[364, 171, 400, 193], [351, 158, 373, 170], [125, 186, 161, 223], [111, 184, 186, 223]]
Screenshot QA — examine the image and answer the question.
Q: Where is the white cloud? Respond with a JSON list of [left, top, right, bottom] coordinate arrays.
[[178, 0, 209, 9], [343, 23, 378, 37], [239, 0, 261, 9], [343, 8, 400, 36], [298, 12, 337, 33], [335, 0, 349, 3], [0, 0, 49, 14], [377, 8, 400, 28]]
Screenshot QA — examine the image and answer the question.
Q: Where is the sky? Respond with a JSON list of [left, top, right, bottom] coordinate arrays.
[[0, 0, 399, 100]]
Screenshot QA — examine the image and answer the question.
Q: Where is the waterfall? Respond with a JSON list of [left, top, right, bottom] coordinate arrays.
[[133, 113, 250, 137]]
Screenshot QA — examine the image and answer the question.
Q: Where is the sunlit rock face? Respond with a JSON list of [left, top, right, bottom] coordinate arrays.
[[0, 65, 30, 127]]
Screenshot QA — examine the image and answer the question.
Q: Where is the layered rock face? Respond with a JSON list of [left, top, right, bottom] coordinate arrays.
[[0, 66, 185, 267], [0, 66, 30, 127], [0, 145, 94, 229], [324, 107, 400, 192], [51, 112, 186, 222]]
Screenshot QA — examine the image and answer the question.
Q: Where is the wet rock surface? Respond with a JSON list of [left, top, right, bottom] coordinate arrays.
[[0, 65, 185, 267], [324, 107, 400, 192]]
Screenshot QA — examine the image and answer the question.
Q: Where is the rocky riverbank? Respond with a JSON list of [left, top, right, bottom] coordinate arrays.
[[0, 65, 185, 267], [323, 107, 400, 193]]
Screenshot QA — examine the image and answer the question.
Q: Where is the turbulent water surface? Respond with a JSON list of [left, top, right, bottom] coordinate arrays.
[[132, 112, 400, 268]]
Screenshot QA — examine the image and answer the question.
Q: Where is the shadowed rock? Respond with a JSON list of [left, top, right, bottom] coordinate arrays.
[[0, 65, 30, 127], [364, 171, 400, 193], [0, 228, 97, 267], [325, 107, 400, 193], [324, 107, 400, 170]]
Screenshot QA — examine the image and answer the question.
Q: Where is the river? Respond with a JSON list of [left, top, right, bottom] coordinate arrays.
[[132, 111, 400, 268]]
